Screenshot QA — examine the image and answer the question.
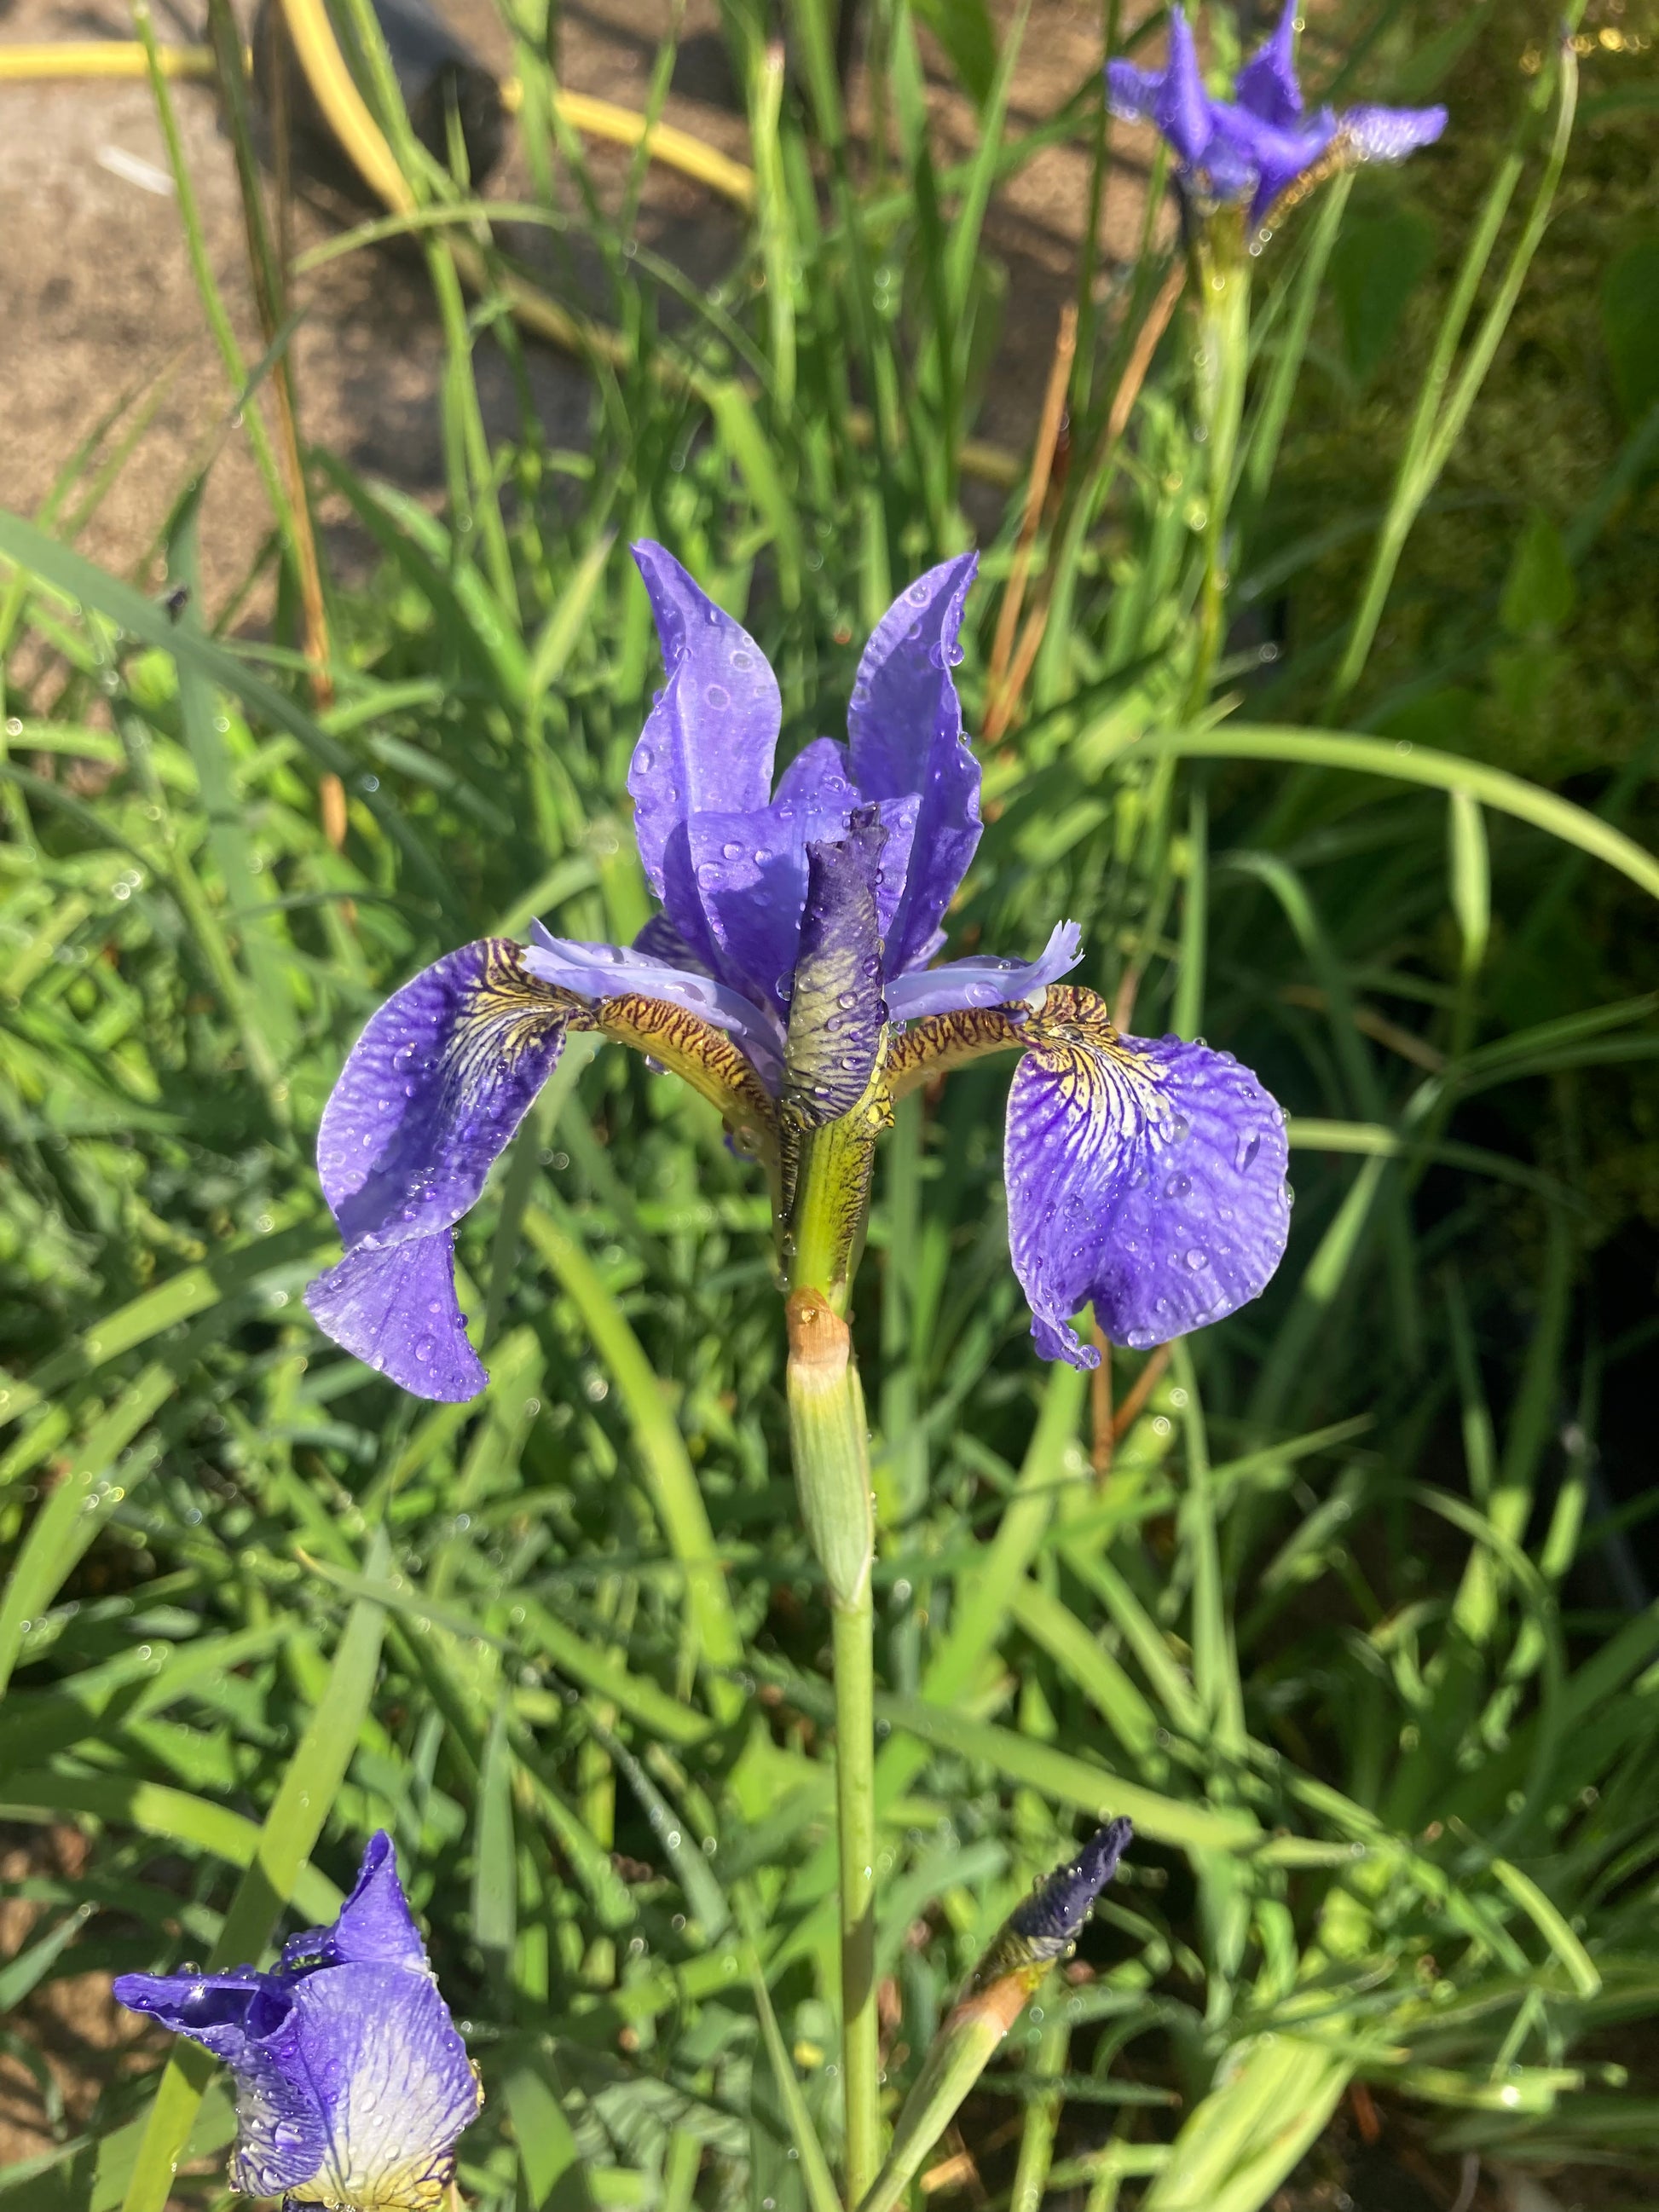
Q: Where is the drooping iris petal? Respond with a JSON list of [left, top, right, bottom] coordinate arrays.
[[1338, 102, 1448, 164], [628, 541, 780, 960], [1106, 5, 1211, 164], [112, 1972, 326, 2199], [280, 1831, 427, 1975], [315, 940, 573, 1254], [846, 552, 982, 973], [277, 1962, 480, 2211], [306, 1233, 484, 1402], [305, 939, 575, 1401], [885, 920, 1083, 1024], [1003, 987, 1290, 1364], [783, 811, 888, 1126], [1234, 0, 1302, 127]]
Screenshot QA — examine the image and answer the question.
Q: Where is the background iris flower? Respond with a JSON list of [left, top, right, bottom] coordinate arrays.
[[1107, 1, 1446, 226], [306, 544, 1292, 1400], [113, 1833, 479, 2211]]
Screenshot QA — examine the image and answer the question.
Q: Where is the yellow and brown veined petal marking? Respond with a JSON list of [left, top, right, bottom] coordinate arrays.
[[885, 1004, 1034, 1100], [596, 989, 779, 1170]]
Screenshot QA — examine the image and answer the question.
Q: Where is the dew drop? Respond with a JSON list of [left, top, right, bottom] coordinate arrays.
[[1185, 1249, 1209, 1270], [1165, 1173, 1192, 1199], [704, 683, 731, 708], [1234, 1131, 1261, 1174], [413, 1336, 435, 1364], [723, 840, 743, 859], [636, 743, 655, 771]]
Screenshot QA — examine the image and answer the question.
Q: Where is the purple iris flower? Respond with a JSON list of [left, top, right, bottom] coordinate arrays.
[[114, 1832, 479, 2210], [304, 543, 1291, 1399], [1107, 2, 1446, 226]]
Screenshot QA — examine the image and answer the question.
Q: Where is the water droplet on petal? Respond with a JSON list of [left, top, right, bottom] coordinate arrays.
[[1165, 1173, 1192, 1199], [636, 743, 656, 771], [1234, 1131, 1261, 1173], [1185, 1249, 1209, 1270]]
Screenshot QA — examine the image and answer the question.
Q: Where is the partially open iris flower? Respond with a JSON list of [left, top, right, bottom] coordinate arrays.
[[114, 1834, 479, 2211], [305, 543, 1291, 1401], [1108, 1, 1446, 227]]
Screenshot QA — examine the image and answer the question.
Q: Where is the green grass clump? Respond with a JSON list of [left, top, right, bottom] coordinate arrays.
[[2, 1, 1658, 2207]]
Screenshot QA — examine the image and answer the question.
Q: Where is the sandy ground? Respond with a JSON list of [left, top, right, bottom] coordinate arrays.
[[0, 0, 1142, 627]]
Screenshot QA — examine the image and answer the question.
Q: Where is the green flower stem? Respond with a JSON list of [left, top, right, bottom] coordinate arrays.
[[831, 1597, 880, 2204], [855, 1978, 1034, 2212], [1183, 216, 1251, 722], [786, 1109, 882, 1319], [788, 1288, 880, 2203]]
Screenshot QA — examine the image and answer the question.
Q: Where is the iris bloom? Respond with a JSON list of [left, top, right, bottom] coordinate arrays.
[[1108, 2, 1446, 227], [114, 1833, 479, 2210], [305, 544, 1291, 1401]]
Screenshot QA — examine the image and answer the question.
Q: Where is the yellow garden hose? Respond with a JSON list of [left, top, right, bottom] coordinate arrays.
[[0, 21, 1020, 488], [0, 38, 757, 208]]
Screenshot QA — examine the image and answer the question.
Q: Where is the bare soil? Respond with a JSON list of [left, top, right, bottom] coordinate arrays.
[[0, 0, 1142, 627]]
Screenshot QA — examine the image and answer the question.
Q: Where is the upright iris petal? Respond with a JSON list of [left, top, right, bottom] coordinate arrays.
[[1234, 0, 1301, 128], [115, 1833, 480, 2212], [847, 552, 982, 973], [627, 543, 783, 965]]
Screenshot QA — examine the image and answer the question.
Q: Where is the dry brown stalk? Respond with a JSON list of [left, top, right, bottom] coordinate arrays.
[[983, 302, 1078, 741], [991, 261, 1188, 744]]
